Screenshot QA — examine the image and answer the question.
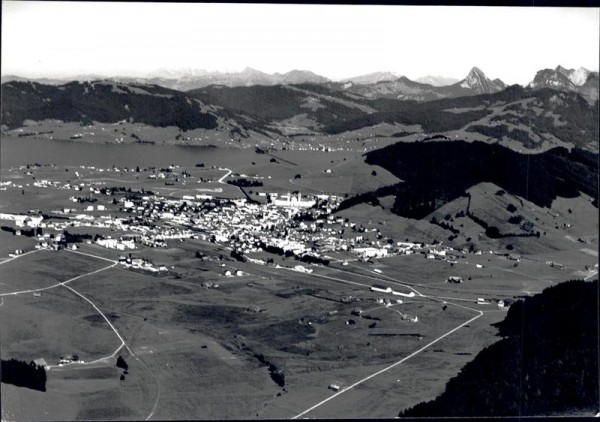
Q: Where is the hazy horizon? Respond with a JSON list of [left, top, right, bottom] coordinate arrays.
[[2, 65, 598, 87], [1, 2, 599, 85]]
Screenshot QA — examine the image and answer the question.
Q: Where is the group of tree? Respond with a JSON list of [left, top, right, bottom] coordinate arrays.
[[1, 359, 47, 391], [297, 254, 330, 266], [62, 230, 93, 243], [230, 249, 248, 262], [1, 226, 39, 237], [116, 355, 129, 381], [226, 178, 263, 188]]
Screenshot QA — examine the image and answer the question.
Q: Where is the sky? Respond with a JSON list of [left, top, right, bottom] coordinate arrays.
[[1, 2, 599, 85]]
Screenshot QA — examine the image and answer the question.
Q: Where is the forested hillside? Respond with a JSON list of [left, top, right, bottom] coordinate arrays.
[[400, 279, 599, 417]]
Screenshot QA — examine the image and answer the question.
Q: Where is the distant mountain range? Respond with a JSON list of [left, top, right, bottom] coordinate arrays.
[[415, 75, 460, 86], [2, 65, 597, 103], [2, 64, 598, 154], [0, 80, 222, 132], [331, 67, 507, 101], [340, 72, 400, 85]]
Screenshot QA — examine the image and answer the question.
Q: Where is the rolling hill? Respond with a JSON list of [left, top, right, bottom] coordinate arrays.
[[0, 80, 223, 131], [338, 140, 598, 221], [324, 85, 599, 152], [187, 83, 375, 135]]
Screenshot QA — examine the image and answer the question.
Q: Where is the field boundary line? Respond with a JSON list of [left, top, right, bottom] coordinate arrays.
[[0, 262, 117, 297], [65, 248, 118, 264], [280, 267, 371, 289]]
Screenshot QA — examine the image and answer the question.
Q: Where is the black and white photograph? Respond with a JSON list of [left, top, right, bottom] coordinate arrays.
[[1, 2, 598, 420]]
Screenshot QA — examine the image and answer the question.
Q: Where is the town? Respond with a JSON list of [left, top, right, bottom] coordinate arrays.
[[0, 163, 458, 271]]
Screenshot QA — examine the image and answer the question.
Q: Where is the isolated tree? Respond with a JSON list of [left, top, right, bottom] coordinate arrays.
[[485, 226, 500, 238]]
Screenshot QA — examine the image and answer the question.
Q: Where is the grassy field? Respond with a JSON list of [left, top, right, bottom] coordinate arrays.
[[0, 250, 158, 420], [1, 352, 157, 420], [0, 230, 36, 257], [0, 285, 121, 363], [0, 249, 109, 294], [281, 311, 504, 418], [13, 245, 482, 419]]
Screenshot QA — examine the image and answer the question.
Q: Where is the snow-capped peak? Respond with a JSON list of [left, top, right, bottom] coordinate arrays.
[[415, 75, 460, 87], [569, 67, 591, 86]]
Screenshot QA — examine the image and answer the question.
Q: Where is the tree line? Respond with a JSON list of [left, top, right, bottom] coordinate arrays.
[[1, 359, 47, 391]]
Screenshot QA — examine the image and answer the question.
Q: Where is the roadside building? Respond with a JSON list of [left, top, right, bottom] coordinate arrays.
[[371, 284, 392, 294], [32, 358, 49, 370], [329, 383, 341, 391], [354, 247, 388, 259]]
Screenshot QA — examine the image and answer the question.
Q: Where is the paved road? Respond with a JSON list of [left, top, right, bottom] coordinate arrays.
[[217, 168, 232, 184], [293, 306, 483, 419], [0, 248, 44, 267]]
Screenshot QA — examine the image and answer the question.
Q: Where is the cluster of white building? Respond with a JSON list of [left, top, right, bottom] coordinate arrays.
[[96, 237, 135, 250], [0, 213, 44, 228]]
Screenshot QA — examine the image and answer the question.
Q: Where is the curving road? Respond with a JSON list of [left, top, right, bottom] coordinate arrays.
[[0, 247, 160, 419], [0, 249, 132, 366]]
